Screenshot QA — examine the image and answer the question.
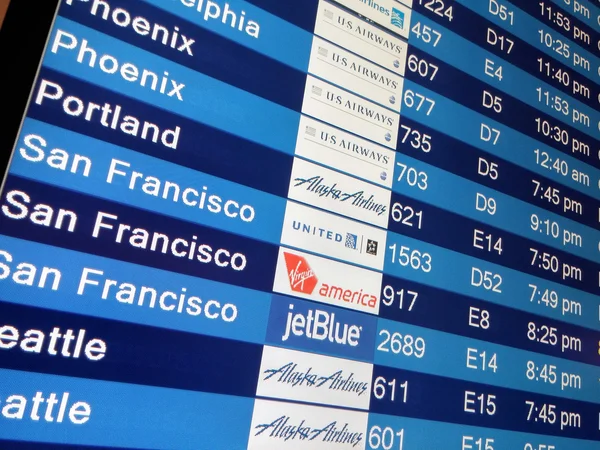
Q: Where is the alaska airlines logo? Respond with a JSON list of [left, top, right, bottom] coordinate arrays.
[[283, 252, 378, 309], [282, 304, 362, 346], [254, 416, 363, 447], [292, 175, 387, 216], [283, 253, 318, 294], [262, 362, 368, 396]]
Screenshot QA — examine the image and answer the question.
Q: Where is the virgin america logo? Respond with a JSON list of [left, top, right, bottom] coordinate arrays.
[[283, 252, 318, 294]]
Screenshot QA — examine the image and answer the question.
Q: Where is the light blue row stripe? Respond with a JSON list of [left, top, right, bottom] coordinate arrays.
[[43, 17, 301, 155], [402, 78, 600, 201], [549, 0, 600, 33], [374, 317, 600, 403], [456, 0, 600, 84], [141, 0, 312, 71], [409, 11, 600, 140], [392, 149, 600, 265], [367, 412, 600, 449], [384, 231, 600, 331], [0, 235, 272, 344], [9, 118, 286, 245]]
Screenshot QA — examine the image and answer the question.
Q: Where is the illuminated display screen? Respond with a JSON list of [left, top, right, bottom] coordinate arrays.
[[0, 0, 599, 448]]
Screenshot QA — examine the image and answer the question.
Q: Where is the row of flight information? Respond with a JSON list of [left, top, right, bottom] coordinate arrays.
[[0, 0, 599, 448]]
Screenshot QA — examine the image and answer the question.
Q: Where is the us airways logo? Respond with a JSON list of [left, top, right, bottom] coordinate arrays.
[[253, 416, 364, 447], [324, 48, 399, 91], [295, 116, 395, 189], [283, 252, 378, 309], [313, 87, 395, 128], [266, 297, 376, 360], [315, 127, 390, 181], [293, 175, 387, 217]]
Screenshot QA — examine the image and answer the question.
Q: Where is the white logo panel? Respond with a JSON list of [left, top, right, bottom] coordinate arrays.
[[281, 201, 386, 270], [273, 247, 382, 315], [248, 398, 368, 450], [308, 36, 404, 112], [314, 1, 408, 76], [333, 0, 412, 38], [302, 75, 399, 148], [295, 115, 395, 188], [288, 157, 391, 228], [257, 346, 373, 410]]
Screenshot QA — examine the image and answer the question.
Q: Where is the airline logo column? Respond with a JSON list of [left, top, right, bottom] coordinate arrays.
[[249, 1, 412, 448]]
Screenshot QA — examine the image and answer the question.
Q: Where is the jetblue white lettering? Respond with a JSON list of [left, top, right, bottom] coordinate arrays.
[[281, 304, 361, 346]]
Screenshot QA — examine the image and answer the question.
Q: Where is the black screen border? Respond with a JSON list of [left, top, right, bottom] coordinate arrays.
[[0, 0, 61, 183]]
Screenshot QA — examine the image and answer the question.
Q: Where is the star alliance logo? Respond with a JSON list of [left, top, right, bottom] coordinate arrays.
[[366, 239, 378, 255]]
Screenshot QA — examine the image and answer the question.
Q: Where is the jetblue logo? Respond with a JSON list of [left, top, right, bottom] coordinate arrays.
[[391, 8, 405, 29], [282, 304, 362, 346], [267, 297, 377, 361]]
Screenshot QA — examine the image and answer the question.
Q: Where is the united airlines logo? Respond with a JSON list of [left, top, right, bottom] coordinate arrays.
[[290, 220, 379, 257], [345, 233, 358, 250], [391, 8, 405, 29], [262, 362, 369, 397], [254, 416, 364, 447]]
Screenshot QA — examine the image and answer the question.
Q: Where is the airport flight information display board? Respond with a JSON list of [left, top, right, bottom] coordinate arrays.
[[0, 0, 599, 448]]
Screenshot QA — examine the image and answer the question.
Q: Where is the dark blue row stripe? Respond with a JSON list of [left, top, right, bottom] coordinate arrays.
[[381, 270, 599, 363], [371, 364, 600, 441], [413, 0, 600, 108], [0, 301, 263, 398], [508, 0, 600, 54], [0, 175, 278, 293], [29, 68, 294, 198], [388, 189, 600, 296], [58, 0, 307, 113], [398, 116, 600, 230], [30, 67, 599, 235], [404, 45, 600, 171]]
